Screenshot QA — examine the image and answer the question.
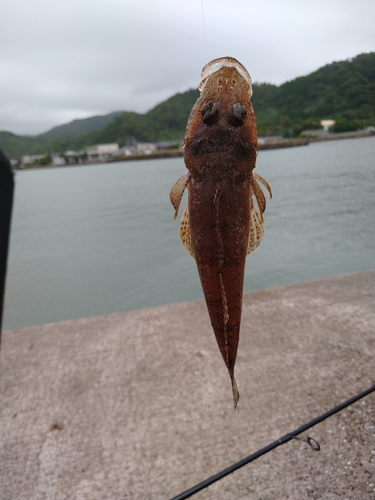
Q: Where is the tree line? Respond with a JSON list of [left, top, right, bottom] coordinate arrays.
[[1, 52, 374, 158]]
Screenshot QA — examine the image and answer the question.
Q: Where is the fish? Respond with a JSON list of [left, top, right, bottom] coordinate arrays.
[[170, 57, 272, 408]]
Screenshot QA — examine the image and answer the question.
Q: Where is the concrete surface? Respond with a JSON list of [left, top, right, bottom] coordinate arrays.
[[0, 271, 374, 500]]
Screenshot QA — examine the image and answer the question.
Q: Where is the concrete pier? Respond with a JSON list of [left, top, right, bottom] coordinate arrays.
[[1, 271, 374, 499]]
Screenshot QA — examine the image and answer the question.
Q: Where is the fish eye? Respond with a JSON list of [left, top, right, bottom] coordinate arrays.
[[228, 102, 247, 127], [201, 100, 219, 125]]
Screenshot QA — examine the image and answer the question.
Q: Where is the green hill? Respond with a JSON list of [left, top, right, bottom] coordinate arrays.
[[252, 52, 375, 135], [92, 52, 375, 144], [37, 111, 121, 141], [0, 112, 122, 158], [1, 52, 374, 158], [0, 132, 46, 158], [88, 89, 200, 145]]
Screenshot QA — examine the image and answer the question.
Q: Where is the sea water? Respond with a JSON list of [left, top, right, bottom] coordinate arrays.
[[3, 136, 374, 330]]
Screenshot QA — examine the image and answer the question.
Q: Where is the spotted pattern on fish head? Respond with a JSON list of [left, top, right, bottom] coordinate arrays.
[[184, 58, 258, 182]]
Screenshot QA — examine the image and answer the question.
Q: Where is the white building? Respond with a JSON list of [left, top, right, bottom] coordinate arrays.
[[301, 129, 328, 138], [86, 143, 120, 162], [52, 155, 66, 166], [121, 142, 157, 156], [258, 135, 283, 144], [20, 154, 45, 168], [321, 119, 335, 132]]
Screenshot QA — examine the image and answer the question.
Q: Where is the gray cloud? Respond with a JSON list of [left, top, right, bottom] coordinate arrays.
[[1, 0, 374, 135]]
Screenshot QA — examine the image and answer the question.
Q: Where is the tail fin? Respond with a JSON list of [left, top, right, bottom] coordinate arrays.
[[231, 375, 240, 409]]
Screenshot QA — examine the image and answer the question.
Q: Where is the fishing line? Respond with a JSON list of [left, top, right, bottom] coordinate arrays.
[[200, 0, 208, 61]]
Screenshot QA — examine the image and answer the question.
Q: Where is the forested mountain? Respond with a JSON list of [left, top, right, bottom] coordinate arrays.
[[38, 111, 121, 141], [1, 52, 374, 158], [0, 132, 46, 159], [253, 52, 375, 134], [89, 89, 200, 145], [0, 112, 123, 158]]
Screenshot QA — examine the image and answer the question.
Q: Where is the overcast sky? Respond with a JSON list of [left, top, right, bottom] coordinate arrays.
[[1, 0, 374, 136]]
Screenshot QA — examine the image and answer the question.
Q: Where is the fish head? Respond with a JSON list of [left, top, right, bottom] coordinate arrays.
[[197, 57, 254, 130], [184, 57, 257, 179], [199, 57, 252, 97]]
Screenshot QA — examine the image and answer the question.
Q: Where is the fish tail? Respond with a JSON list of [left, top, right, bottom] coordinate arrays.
[[231, 374, 240, 409]]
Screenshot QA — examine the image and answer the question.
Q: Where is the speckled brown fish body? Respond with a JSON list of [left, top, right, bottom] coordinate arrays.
[[170, 58, 272, 407]]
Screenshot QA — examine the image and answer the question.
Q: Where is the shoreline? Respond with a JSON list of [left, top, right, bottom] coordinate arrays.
[[104, 130, 375, 163], [13, 131, 374, 170], [106, 139, 310, 163], [304, 129, 374, 143]]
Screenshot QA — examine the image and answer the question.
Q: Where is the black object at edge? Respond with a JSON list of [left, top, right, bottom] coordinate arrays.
[[0, 150, 14, 344]]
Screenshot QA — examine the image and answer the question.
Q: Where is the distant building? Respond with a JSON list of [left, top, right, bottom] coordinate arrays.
[[301, 129, 328, 138], [321, 119, 335, 132], [157, 141, 181, 151], [64, 150, 85, 164], [86, 143, 120, 162], [301, 120, 336, 138], [137, 142, 157, 155], [52, 155, 66, 166], [258, 135, 283, 144], [120, 142, 158, 156], [10, 159, 20, 168], [20, 154, 45, 168]]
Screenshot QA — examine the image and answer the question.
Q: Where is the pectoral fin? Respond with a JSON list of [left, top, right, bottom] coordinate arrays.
[[179, 205, 195, 258], [170, 173, 190, 220], [247, 205, 265, 254], [253, 175, 267, 217], [254, 172, 273, 200], [247, 171, 272, 254]]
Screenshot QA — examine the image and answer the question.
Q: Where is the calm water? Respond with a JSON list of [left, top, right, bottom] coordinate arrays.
[[3, 137, 375, 330]]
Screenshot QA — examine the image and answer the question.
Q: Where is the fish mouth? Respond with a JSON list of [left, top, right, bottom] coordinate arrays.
[[199, 57, 252, 96]]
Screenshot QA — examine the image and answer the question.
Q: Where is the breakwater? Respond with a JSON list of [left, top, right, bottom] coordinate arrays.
[[107, 131, 374, 163], [1, 271, 374, 498]]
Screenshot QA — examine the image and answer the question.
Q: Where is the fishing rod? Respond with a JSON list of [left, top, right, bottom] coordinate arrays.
[[170, 383, 375, 500]]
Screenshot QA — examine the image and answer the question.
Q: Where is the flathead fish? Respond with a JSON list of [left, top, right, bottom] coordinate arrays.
[[170, 57, 272, 408]]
